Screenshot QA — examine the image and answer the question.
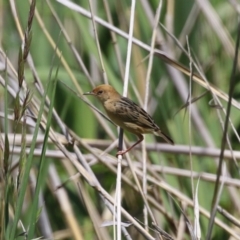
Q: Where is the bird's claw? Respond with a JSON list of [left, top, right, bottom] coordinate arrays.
[[116, 150, 125, 157]]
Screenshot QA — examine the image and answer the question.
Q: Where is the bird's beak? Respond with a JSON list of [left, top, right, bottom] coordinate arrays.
[[83, 91, 95, 96]]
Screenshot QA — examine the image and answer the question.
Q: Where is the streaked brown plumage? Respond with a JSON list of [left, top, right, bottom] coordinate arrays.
[[84, 84, 174, 156]]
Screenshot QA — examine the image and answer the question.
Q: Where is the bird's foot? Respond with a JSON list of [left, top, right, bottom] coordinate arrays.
[[116, 150, 126, 157]]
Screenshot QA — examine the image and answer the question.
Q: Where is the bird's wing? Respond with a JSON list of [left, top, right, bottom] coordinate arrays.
[[114, 97, 159, 130]]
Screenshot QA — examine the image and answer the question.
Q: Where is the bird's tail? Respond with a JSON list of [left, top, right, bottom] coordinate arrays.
[[154, 130, 174, 145]]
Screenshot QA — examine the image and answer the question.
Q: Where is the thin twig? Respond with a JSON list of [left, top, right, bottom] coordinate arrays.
[[206, 21, 240, 240]]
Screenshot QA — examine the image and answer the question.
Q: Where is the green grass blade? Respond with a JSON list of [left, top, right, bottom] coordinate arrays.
[[27, 69, 58, 239]]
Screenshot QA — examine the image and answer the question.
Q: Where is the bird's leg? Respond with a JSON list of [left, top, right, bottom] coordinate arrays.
[[116, 134, 144, 156]]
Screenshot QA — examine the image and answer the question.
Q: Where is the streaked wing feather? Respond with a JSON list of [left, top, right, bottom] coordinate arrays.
[[114, 97, 159, 130]]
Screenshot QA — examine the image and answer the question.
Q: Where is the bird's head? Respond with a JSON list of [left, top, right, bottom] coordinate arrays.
[[83, 84, 120, 103]]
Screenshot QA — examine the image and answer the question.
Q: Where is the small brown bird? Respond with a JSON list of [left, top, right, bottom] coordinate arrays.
[[84, 84, 174, 156]]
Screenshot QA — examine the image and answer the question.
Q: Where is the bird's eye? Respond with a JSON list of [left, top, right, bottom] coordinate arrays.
[[97, 90, 103, 95]]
